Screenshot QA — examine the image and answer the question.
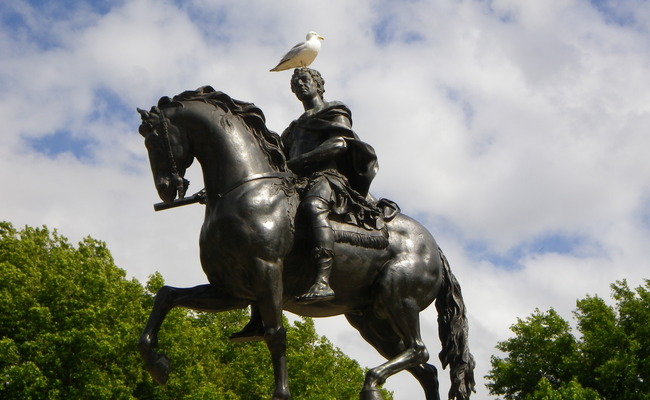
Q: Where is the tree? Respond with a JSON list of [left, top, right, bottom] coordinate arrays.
[[0, 222, 392, 399], [485, 280, 650, 400], [485, 308, 580, 399], [526, 378, 600, 400], [0, 222, 146, 399]]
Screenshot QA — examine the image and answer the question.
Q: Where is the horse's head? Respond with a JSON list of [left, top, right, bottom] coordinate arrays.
[[137, 105, 193, 204]]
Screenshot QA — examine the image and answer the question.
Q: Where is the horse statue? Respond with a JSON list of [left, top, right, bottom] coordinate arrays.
[[136, 86, 475, 400]]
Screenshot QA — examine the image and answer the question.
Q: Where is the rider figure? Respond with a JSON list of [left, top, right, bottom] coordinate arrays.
[[282, 67, 379, 303]]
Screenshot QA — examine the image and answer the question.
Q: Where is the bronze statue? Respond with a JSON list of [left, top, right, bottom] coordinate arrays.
[[283, 68, 384, 303], [137, 75, 475, 400]]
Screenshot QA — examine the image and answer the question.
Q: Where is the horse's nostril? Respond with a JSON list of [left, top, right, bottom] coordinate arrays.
[[156, 178, 169, 193]]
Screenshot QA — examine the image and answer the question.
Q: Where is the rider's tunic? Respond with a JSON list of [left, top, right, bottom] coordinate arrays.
[[281, 101, 383, 230]]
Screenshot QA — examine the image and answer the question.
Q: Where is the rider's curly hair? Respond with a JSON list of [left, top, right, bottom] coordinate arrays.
[[291, 68, 325, 98]]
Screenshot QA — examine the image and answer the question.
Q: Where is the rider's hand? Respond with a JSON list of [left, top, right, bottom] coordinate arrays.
[[287, 157, 303, 170]]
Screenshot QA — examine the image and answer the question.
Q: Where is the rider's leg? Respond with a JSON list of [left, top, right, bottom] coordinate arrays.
[[297, 195, 336, 303]]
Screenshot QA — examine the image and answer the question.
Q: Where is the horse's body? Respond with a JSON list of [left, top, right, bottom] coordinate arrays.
[[137, 88, 475, 400]]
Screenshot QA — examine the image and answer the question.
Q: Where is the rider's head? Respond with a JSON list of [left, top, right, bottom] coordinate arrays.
[[291, 68, 325, 100]]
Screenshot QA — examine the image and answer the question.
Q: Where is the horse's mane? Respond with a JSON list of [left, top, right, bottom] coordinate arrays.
[[159, 86, 288, 172]]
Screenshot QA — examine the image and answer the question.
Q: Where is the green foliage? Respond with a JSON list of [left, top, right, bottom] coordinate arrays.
[[286, 318, 375, 400], [0, 222, 145, 399], [0, 222, 391, 399], [485, 308, 579, 399], [486, 279, 650, 400], [526, 378, 601, 400]]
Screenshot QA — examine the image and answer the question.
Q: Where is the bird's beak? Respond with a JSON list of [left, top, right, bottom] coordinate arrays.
[[318, 36, 324, 40]]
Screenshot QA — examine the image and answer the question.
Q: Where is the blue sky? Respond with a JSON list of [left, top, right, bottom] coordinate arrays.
[[590, 0, 638, 26], [2, 1, 650, 398], [27, 131, 93, 159]]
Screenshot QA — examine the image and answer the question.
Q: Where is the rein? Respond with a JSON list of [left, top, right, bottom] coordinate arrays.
[[213, 172, 294, 201], [153, 170, 294, 212]]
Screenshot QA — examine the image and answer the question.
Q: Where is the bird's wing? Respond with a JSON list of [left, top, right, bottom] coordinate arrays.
[[277, 42, 306, 64]]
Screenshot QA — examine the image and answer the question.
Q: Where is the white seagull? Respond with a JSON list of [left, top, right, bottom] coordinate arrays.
[[270, 32, 324, 72]]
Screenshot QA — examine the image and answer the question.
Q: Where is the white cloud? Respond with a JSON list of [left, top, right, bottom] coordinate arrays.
[[2, 0, 650, 398]]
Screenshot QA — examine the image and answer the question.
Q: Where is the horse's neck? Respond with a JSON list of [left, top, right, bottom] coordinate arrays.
[[187, 107, 276, 197]]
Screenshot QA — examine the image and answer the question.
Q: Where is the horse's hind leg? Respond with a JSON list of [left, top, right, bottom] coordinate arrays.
[[346, 311, 440, 400], [138, 284, 248, 385], [409, 363, 440, 400]]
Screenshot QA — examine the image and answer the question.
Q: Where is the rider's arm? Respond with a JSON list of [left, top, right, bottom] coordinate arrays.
[[287, 136, 347, 170]]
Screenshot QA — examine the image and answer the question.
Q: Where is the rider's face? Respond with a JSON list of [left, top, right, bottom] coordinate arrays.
[[292, 73, 318, 101]]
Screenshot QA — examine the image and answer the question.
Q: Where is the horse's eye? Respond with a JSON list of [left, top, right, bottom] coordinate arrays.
[[139, 124, 155, 137], [144, 135, 157, 149]]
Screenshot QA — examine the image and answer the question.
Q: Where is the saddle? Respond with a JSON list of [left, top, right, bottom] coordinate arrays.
[[331, 197, 400, 249], [290, 182, 401, 250]]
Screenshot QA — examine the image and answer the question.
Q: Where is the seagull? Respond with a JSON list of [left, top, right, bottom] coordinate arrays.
[[270, 32, 324, 72]]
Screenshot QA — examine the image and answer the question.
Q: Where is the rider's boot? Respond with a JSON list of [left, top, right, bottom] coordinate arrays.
[[229, 303, 265, 342], [296, 246, 336, 304]]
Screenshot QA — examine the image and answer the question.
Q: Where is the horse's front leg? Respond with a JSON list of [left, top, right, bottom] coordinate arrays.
[[252, 258, 290, 400], [138, 284, 248, 385]]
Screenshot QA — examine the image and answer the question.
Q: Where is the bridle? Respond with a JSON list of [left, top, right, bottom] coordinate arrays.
[[152, 106, 189, 199], [147, 106, 293, 206]]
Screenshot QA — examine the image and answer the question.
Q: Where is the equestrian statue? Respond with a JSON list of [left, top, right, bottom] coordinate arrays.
[[136, 67, 475, 400]]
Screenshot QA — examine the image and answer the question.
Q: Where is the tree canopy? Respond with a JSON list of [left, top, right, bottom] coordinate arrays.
[[485, 279, 650, 400], [0, 222, 392, 399]]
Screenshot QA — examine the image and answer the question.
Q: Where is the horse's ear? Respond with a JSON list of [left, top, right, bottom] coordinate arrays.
[[137, 108, 154, 137], [137, 108, 149, 120]]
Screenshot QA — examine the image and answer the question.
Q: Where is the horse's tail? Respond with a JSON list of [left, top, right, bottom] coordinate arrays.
[[435, 248, 476, 400]]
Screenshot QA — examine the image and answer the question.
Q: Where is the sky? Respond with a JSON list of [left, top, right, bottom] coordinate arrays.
[[1, 0, 649, 398]]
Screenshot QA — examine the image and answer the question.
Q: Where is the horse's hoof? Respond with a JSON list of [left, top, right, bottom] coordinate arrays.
[[359, 388, 383, 400], [148, 353, 171, 385]]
